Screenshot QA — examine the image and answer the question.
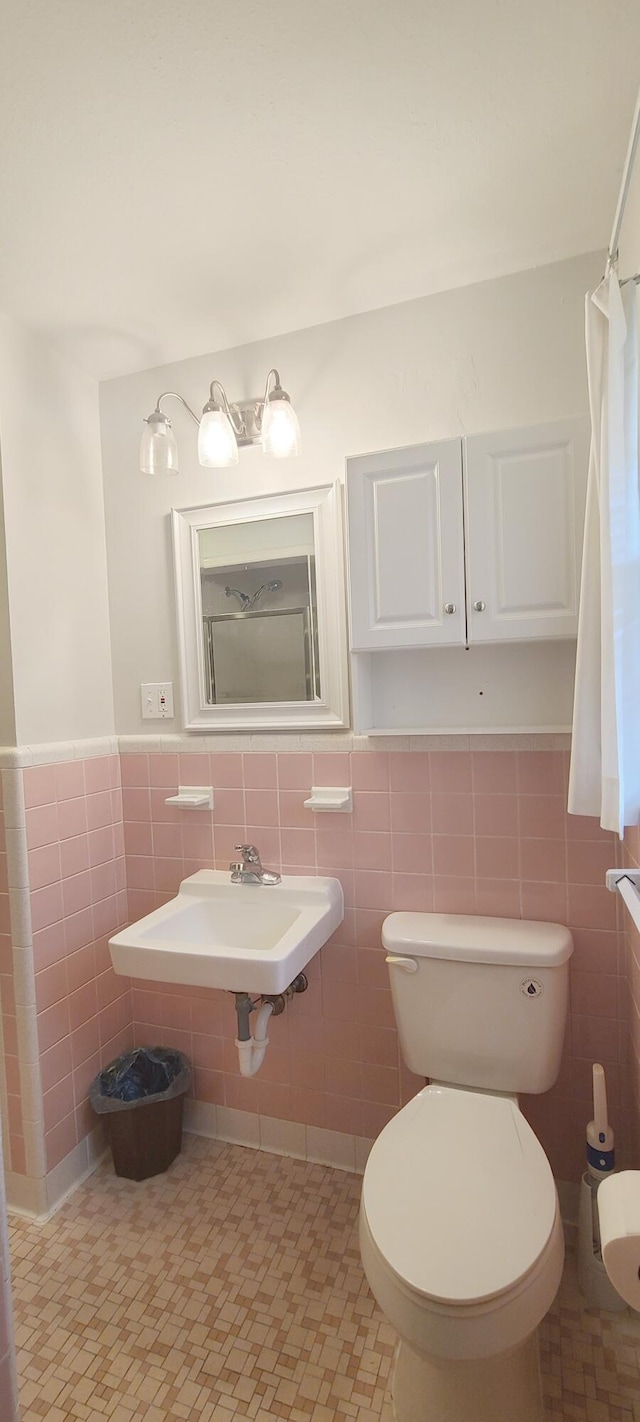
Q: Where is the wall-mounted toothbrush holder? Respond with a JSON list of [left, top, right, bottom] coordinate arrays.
[[303, 786, 353, 813], [164, 786, 214, 809]]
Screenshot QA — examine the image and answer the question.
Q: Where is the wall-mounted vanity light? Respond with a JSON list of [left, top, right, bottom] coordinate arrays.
[[139, 368, 300, 475]]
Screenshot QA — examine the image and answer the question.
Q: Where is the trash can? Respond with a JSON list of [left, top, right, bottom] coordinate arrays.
[[90, 1046, 191, 1182]]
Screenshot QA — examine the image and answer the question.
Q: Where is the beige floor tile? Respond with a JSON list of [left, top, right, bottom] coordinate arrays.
[[7, 1134, 640, 1420]]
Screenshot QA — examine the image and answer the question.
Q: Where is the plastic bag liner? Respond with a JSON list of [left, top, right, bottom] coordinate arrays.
[[90, 1047, 191, 1113]]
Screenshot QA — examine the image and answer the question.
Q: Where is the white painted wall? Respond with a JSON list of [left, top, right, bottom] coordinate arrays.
[[100, 251, 601, 734], [618, 155, 640, 272], [0, 314, 114, 744]]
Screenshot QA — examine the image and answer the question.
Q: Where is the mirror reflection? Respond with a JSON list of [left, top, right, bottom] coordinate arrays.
[[198, 512, 320, 705]]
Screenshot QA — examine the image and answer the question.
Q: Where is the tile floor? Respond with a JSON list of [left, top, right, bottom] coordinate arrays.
[[7, 1135, 640, 1421]]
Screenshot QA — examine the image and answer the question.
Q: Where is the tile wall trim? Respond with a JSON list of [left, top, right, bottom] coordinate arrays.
[[0, 731, 572, 768], [186, 1104, 580, 1212], [4, 1095, 584, 1223], [0, 738, 119, 770], [119, 731, 573, 753], [183, 1099, 374, 1175], [5, 1124, 107, 1220]]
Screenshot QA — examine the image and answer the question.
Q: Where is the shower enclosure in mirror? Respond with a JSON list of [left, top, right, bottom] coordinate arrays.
[[172, 484, 350, 730]]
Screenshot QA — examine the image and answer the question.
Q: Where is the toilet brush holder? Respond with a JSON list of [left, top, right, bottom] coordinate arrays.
[[577, 1173, 627, 1311]]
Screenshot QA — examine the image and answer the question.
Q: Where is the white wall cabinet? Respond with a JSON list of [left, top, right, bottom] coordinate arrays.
[[346, 440, 465, 650], [347, 416, 589, 652], [464, 418, 590, 643], [346, 415, 590, 735]]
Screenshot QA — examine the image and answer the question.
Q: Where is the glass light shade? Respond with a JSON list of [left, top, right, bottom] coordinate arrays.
[[261, 398, 301, 458], [198, 407, 239, 467], [139, 411, 179, 475]]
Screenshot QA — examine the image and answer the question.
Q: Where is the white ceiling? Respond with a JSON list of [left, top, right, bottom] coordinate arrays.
[[0, 0, 638, 380]]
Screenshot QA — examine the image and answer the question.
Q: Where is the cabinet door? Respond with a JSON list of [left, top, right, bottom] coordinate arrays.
[[346, 440, 465, 650], [464, 416, 590, 644]]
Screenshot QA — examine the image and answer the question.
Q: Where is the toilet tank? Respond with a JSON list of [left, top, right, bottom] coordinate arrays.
[[383, 913, 573, 1095]]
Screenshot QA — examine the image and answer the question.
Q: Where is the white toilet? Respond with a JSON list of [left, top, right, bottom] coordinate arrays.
[[359, 911, 573, 1422]]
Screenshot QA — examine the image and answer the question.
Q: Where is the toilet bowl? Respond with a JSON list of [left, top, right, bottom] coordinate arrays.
[[361, 1084, 564, 1421], [360, 1084, 563, 1360], [358, 912, 573, 1422]]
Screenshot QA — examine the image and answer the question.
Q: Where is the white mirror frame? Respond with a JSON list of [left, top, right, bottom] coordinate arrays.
[[172, 483, 350, 731]]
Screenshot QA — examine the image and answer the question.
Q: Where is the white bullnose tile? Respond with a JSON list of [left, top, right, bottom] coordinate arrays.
[[183, 1099, 218, 1139], [183, 1108, 367, 1175], [4, 830, 29, 890], [86, 1122, 108, 1167], [6, 1130, 108, 1221], [23, 1120, 46, 1178], [248, 734, 303, 752], [27, 742, 76, 765], [1, 770, 25, 828], [259, 1115, 306, 1160], [5, 1171, 48, 1217], [11, 949, 36, 1009], [215, 1106, 261, 1150], [16, 1062, 42, 1124], [355, 1136, 375, 1173], [15, 1007, 40, 1067], [8, 890, 32, 948], [306, 1126, 357, 1172], [45, 1135, 110, 1216]]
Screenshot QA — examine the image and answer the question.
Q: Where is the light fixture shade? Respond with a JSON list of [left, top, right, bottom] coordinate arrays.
[[261, 397, 301, 458], [140, 411, 179, 475], [198, 407, 239, 467]]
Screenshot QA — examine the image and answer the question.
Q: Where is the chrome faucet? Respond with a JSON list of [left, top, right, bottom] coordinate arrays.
[[230, 844, 282, 886]]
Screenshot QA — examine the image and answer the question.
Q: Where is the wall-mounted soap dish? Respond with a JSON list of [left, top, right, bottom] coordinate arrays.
[[164, 786, 214, 809], [303, 787, 353, 813]]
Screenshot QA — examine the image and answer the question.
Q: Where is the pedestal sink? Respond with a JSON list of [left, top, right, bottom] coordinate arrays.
[[109, 870, 344, 994]]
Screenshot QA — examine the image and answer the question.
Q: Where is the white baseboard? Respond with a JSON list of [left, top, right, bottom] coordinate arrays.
[[5, 1125, 107, 1221], [6, 1104, 581, 1229], [183, 1100, 374, 1175]]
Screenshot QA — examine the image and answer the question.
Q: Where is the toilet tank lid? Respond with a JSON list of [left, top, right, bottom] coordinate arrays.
[[382, 912, 573, 966]]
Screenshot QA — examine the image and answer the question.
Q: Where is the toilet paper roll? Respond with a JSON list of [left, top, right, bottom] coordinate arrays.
[[598, 1171, 640, 1310]]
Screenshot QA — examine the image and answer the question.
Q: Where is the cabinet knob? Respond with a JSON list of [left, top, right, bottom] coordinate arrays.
[[473, 600, 486, 612], [444, 603, 456, 615]]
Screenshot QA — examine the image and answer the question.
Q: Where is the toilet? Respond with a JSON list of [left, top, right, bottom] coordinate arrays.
[[359, 911, 573, 1422]]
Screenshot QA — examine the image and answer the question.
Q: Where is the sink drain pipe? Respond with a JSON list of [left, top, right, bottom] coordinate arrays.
[[234, 993, 274, 1077], [234, 975, 308, 1077]]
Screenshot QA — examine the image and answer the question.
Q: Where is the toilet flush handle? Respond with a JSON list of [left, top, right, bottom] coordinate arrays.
[[385, 955, 418, 973]]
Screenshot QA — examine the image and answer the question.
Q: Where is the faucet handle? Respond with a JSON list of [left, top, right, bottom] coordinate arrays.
[[235, 843, 261, 864]]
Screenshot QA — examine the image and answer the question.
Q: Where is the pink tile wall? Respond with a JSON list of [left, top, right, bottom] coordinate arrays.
[[122, 747, 629, 1183], [24, 755, 132, 1171]]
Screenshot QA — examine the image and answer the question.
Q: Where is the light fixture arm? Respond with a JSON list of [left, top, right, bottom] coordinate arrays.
[[255, 368, 282, 432], [154, 391, 201, 427], [208, 380, 245, 438]]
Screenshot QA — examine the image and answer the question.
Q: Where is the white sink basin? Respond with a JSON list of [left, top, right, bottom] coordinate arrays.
[[109, 870, 344, 994]]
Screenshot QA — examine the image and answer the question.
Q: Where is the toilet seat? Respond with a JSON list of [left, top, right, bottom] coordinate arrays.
[[360, 1084, 564, 1361], [362, 1083, 557, 1306]]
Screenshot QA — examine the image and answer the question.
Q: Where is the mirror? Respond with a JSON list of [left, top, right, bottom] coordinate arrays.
[[198, 513, 320, 705], [172, 484, 350, 730]]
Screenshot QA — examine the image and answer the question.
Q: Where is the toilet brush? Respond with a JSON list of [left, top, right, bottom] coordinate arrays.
[[585, 1063, 615, 1255], [577, 1064, 625, 1308], [587, 1062, 615, 1182]]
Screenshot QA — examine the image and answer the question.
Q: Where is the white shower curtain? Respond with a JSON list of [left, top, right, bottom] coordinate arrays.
[[568, 270, 640, 837]]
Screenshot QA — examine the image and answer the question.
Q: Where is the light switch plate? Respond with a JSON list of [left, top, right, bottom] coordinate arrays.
[[141, 682, 174, 719]]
